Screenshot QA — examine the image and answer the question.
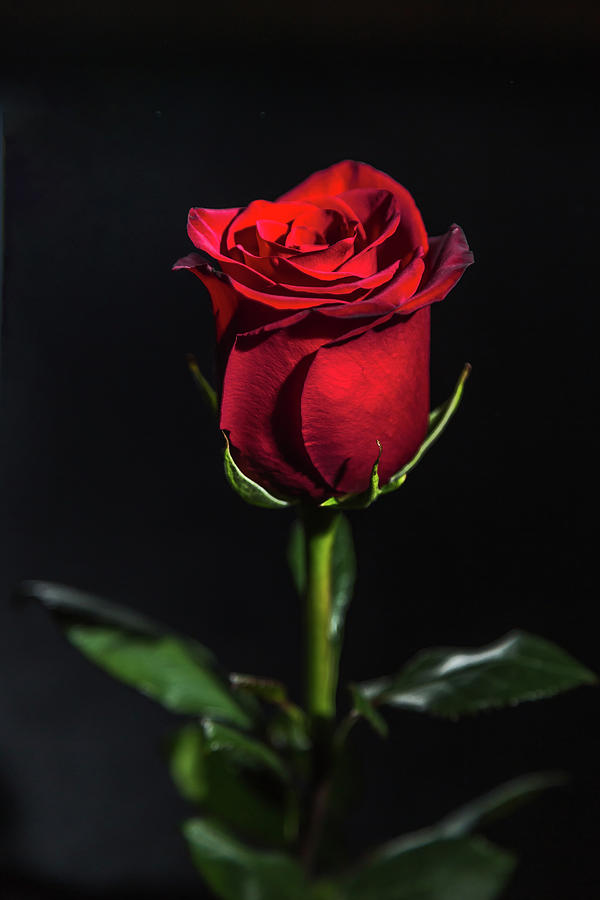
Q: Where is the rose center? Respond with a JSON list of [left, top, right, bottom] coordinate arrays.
[[284, 207, 351, 251]]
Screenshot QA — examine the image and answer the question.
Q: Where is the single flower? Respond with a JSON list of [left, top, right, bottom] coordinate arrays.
[[175, 160, 473, 501]]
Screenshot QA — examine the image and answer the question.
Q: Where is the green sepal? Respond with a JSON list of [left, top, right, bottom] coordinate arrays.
[[20, 580, 256, 729], [171, 723, 293, 846], [223, 434, 296, 509], [354, 630, 597, 720], [183, 817, 308, 900], [380, 362, 471, 495], [320, 442, 382, 510], [187, 354, 218, 416], [321, 364, 470, 510]]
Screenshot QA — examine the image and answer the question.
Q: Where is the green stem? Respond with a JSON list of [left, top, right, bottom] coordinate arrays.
[[303, 507, 341, 721]]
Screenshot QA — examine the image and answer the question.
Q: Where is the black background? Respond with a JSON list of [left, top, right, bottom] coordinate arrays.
[[1, 3, 599, 898]]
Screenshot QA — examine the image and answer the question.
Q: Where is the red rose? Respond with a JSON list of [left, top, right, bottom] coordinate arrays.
[[175, 160, 473, 502]]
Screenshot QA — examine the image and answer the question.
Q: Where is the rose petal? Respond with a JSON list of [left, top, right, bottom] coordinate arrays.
[[278, 160, 428, 251], [220, 314, 348, 499], [173, 255, 300, 376], [301, 308, 431, 494], [312, 252, 426, 319], [187, 207, 242, 256], [226, 200, 318, 252], [395, 224, 474, 315]]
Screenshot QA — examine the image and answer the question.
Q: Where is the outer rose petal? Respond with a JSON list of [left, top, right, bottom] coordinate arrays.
[[400, 224, 474, 315], [301, 308, 430, 494], [188, 207, 241, 256], [220, 315, 353, 499], [173, 254, 300, 372]]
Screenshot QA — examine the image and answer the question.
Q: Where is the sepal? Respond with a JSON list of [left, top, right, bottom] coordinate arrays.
[[187, 354, 218, 416], [224, 434, 296, 509]]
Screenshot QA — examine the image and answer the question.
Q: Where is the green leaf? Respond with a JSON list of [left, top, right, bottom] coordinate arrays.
[[381, 363, 471, 495], [335, 770, 566, 899], [171, 724, 291, 845], [187, 353, 218, 415], [184, 818, 307, 900], [355, 630, 597, 719], [169, 722, 207, 803], [20, 580, 254, 729], [343, 833, 515, 900], [435, 771, 568, 838], [349, 685, 389, 737], [201, 720, 290, 782], [230, 673, 311, 753], [223, 434, 295, 509]]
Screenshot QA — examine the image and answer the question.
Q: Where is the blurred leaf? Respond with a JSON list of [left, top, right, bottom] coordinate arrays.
[[184, 818, 307, 900], [435, 771, 569, 838], [170, 723, 291, 845], [169, 723, 207, 804], [342, 833, 514, 900], [20, 580, 254, 728], [224, 435, 294, 509], [268, 709, 312, 753], [202, 720, 290, 782], [231, 673, 292, 709], [349, 685, 388, 737], [187, 353, 218, 415], [355, 630, 597, 719]]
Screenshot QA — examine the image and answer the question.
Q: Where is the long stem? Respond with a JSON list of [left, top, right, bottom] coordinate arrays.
[[303, 507, 340, 720]]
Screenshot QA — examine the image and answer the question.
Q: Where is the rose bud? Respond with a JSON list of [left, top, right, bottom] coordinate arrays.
[[175, 160, 473, 504]]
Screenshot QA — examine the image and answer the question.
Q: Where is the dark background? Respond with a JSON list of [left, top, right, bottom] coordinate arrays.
[[1, 3, 598, 898]]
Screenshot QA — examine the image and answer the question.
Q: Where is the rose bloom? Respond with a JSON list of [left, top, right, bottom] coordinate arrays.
[[175, 160, 473, 501]]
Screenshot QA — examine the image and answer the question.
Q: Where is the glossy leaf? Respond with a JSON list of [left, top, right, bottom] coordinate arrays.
[[343, 833, 514, 900], [184, 818, 307, 900], [223, 435, 295, 509], [355, 630, 597, 719], [20, 580, 254, 729], [171, 725, 290, 845]]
